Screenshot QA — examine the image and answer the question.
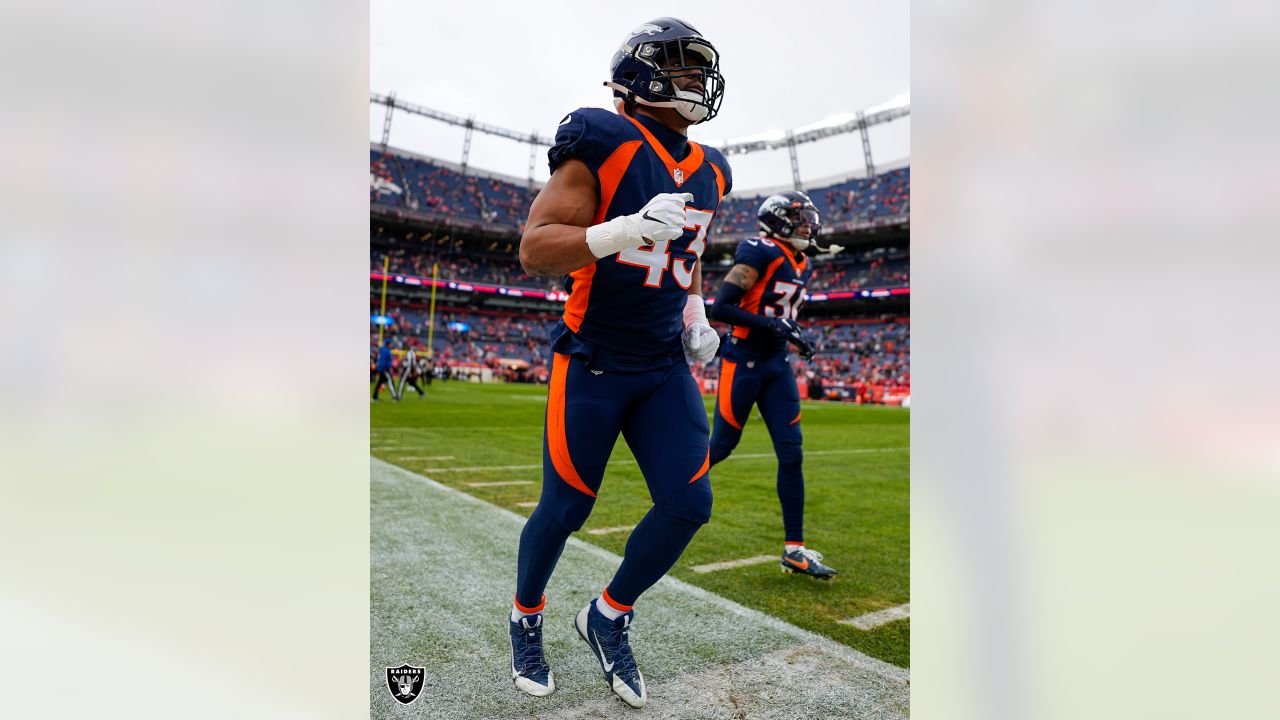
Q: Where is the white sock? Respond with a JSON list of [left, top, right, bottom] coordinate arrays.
[[511, 599, 542, 623], [785, 543, 805, 554], [595, 594, 626, 621]]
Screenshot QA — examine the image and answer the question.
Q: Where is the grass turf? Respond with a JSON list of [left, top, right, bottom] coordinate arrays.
[[371, 380, 909, 668]]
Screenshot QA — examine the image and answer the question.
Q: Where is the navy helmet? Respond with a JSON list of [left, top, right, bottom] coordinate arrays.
[[758, 190, 837, 254], [604, 18, 725, 124]]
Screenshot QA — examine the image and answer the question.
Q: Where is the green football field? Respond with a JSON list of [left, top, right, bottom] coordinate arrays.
[[371, 380, 909, 668]]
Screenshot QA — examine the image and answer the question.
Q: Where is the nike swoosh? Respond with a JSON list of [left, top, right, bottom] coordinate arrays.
[[746, 239, 758, 245], [785, 556, 810, 570], [641, 210, 662, 224], [559, 114, 573, 126], [592, 629, 615, 672]]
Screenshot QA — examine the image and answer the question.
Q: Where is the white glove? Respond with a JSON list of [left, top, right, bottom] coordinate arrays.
[[682, 294, 720, 365], [585, 192, 693, 258]]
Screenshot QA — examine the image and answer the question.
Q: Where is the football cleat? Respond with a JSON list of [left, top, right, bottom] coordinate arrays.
[[781, 547, 839, 580], [509, 614, 555, 697], [575, 602, 647, 708]]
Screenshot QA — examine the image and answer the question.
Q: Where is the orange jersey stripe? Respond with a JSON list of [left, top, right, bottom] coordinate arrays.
[[563, 263, 595, 333], [709, 162, 726, 202], [621, 112, 704, 186], [688, 448, 710, 484], [563, 140, 642, 332], [773, 237, 807, 274], [718, 359, 742, 429], [547, 352, 595, 497], [732, 256, 785, 339]]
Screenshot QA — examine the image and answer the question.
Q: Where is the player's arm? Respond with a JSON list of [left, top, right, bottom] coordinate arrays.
[[682, 256, 719, 363], [519, 159, 692, 277], [518, 159, 599, 277], [708, 263, 774, 331]]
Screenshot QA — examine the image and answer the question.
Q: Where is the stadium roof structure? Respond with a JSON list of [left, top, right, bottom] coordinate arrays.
[[370, 91, 909, 190]]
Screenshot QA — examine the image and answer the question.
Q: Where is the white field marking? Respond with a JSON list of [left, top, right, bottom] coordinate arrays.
[[389, 455, 454, 460], [415, 446, 909, 473], [514, 501, 538, 508], [839, 603, 911, 631], [690, 554, 779, 574], [585, 525, 634, 536], [507, 394, 548, 402], [463, 480, 533, 488], [371, 457, 909, 684]]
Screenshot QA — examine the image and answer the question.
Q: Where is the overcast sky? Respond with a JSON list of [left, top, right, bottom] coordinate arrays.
[[370, 0, 909, 191]]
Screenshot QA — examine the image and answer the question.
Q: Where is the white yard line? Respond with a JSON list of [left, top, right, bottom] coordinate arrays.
[[464, 480, 533, 488], [372, 457, 908, 684], [585, 525, 634, 536], [690, 554, 779, 574], [514, 501, 538, 508], [839, 604, 911, 631], [371, 457, 908, 720]]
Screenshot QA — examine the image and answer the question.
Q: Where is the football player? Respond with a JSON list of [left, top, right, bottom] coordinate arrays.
[[508, 18, 729, 708], [707, 191, 841, 579]]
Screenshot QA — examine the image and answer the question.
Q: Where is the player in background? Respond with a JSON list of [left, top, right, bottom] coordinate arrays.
[[707, 191, 844, 579], [508, 18, 729, 709], [400, 352, 428, 399], [371, 342, 397, 402]]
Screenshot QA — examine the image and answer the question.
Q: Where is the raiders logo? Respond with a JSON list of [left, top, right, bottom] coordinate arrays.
[[386, 664, 425, 705]]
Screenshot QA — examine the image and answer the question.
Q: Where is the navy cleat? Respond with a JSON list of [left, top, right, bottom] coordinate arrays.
[[509, 614, 555, 697], [781, 547, 839, 579], [575, 601, 647, 708]]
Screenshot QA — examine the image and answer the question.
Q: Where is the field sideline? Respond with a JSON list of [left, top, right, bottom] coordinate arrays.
[[371, 381, 909, 670]]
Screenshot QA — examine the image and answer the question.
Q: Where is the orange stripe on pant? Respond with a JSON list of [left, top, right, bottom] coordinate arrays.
[[789, 409, 802, 425], [718, 360, 742, 430], [547, 352, 595, 497], [688, 448, 710, 484]]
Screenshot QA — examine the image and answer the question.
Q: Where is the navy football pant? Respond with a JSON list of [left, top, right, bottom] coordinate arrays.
[[515, 352, 712, 610], [709, 347, 805, 544]]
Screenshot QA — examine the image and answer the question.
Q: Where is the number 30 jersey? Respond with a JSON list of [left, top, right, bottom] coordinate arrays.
[[728, 236, 814, 356], [545, 107, 732, 372]]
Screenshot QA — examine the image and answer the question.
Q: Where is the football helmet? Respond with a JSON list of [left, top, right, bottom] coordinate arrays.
[[757, 191, 838, 255], [605, 18, 725, 124]]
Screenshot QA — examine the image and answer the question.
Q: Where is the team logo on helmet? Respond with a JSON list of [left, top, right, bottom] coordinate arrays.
[[628, 23, 665, 38]]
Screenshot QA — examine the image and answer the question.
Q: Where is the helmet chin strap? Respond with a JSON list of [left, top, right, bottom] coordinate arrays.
[[770, 234, 810, 252], [673, 89, 709, 122], [787, 237, 812, 252], [604, 82, 710, 123]]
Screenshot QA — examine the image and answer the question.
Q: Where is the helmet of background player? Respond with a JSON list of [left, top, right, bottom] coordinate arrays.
[[604, 17, 725, 124], [757, 191, 828, 253]]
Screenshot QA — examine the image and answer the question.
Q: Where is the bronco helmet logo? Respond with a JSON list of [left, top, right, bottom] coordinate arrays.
[[385, 663, 425, 705]]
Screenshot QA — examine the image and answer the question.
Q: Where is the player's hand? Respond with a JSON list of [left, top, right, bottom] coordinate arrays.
[[634, 192, 693, 246], [585, 193, 693, 258], [767, 318, 817, 360], [683, 322, 720, 364]]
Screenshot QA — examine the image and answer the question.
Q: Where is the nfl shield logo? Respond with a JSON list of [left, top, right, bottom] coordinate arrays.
[[386, 664, 425, 705], [673, 168, 684, 186]]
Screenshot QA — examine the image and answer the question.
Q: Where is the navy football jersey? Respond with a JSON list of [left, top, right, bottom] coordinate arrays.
[[727, 237, 814, 355], [546, 107, 732, 372]]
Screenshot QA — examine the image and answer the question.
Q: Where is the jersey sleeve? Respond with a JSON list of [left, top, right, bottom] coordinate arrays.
[[547, 109, 615, 177], [707, 147, 733, 197], [733, 239, 774, 275]]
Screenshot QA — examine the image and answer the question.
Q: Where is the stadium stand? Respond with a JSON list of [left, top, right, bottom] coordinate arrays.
[[370, 145, 909, 404]]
